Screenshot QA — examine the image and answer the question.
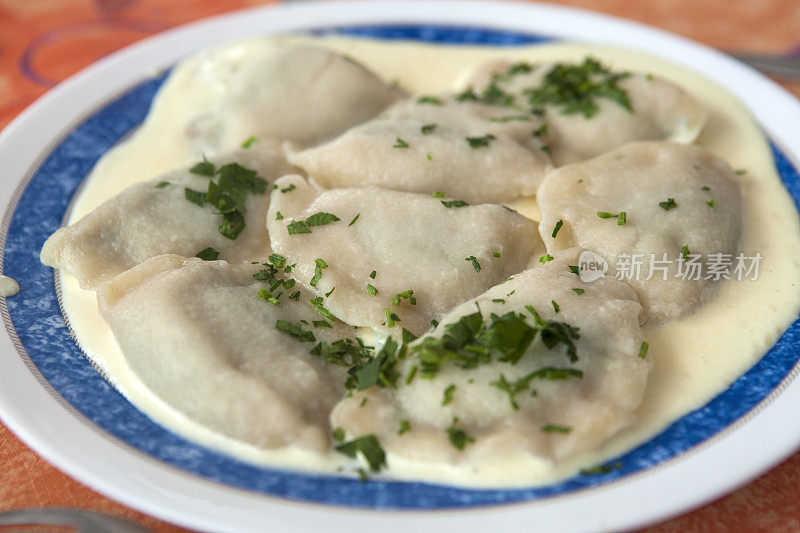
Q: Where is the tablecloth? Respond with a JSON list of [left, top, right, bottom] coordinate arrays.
[[1, 1, 799, 531]]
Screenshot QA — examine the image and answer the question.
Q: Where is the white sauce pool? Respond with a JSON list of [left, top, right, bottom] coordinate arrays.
[[58, 36, 800, 487]]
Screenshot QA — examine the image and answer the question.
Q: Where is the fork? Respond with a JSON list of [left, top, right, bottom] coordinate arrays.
[[0, 508, 151, 532]]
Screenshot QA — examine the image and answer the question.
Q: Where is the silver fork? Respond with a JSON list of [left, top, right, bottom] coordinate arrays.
[[0, 508, 151, 532], [729, 53, 800, 80]]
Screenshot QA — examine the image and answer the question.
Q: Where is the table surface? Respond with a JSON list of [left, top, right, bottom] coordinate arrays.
[[1, 1, 799, 531]]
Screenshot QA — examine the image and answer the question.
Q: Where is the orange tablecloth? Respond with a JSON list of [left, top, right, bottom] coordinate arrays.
[[1, 1, 799, 531]]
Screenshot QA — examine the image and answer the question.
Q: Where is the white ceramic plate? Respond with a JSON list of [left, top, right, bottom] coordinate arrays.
[[1, 2, 800, 532]]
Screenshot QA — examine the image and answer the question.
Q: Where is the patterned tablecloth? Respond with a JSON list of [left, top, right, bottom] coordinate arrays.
[[1, 1, 799, 531]]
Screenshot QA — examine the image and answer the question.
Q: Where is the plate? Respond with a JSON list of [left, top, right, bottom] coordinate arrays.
[[1, 2, 799, 532]]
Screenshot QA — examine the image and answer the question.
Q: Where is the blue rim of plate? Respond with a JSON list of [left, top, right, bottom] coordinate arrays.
[[2, 24, 800, 510]]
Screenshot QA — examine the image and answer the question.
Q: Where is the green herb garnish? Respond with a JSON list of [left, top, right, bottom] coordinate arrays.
[[466, 134, 497, 148], [195, 247, 219, 261], [465, 256, 481, 273], [335, 435, 387, 472]]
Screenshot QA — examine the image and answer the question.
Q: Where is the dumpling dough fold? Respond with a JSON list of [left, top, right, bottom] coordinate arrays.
[[97, 255, 351, 452], [287, 96, 553, 204], [537, 141, 742, 323], [267, 174, 545, 335], [457, 58, 707, 165], [330, 248, 650, 470], [41, 142, 293, 288]]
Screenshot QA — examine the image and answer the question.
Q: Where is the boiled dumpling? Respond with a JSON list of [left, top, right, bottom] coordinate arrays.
[[267, 174, 545, 335], [330, 248, 650, 471], [456, 58, 707, 165], [286, 96, 553, 204], [537, 141, 742, 323], [97, 254, 352, 452], [41, 142, 292, 288]]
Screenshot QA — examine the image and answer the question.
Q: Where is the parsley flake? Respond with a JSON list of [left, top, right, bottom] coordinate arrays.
[[466, 134, 497, 148], [195, 247, 219, 261], [155, 181, 170, 189], [335, 435, 387, 472], [659, 198, 677, 211], [441, 199, 469, 208], [421, 123, 437, 135], [446, 417, 475, 450], [348, 213, 361, 226], [638, 341, 649, 359], [393, 137, 410, 149], [552, 219, 563, 238], [417, 95, 444, 105], [442, 384, 456, 405], [465, 256, 481, 273], [542, 424, 571, 434], [310, 258, 328, 288]]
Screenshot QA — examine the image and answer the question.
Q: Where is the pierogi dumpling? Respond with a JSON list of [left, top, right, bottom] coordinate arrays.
[[40, 142, 293, 288], [457, 58, 707, 165], [267, 174, 545, 335], [537, 141, 742, 323], [286, 96, 553, 204], [330, 249, 650, 467], [182, 45, 404, 154], [97, 255, 352, 452]]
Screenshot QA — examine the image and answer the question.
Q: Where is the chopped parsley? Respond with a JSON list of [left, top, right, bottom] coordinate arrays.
[[707, 199, 716, 208], [441, 199, 469, 208], [335, 435, 387, 473], [446, 417, 475, 450], [417, 95, 444, 105], [366, 284, 378, 296], [492, 366, 583, 409], [369, 270, 377, 279], [393, 137, 410, 149], [552, 219, 563, 238], [681, 244, 690, 261], [410, 305, 580, 379], [398, 419, 411, 435], [189, 156, 215, 177], [276, 320, 315, 342], [465, 256, 481, 273], [542, 424, 571, 434], [701, 186, 711, 191], [493, 251, 501, 258], [310, 258, 328, 288], [455, 86, 479, 102], [597, 211, 626, 225], [489, 115, 531, 123], [241, 136, 257, 149], [551, 300, 560, 313], [442, 384, 456, 405], [310, 296, 336, 321], [638, 341, 649, 359], [287, 212, 341, 235], [348, 213, 360, 226], [421, 123, 437, 135], [539, 254, 554, 263], [523, 57, 632, 118], [183, 160, 268, 240], [195, 247, 219, 261], [572, 288, 585, 295], [658, 198, 678, 211], [280, 183, 296, 193], [275, 211, 284, 220], [432, 191, 445, 198], [466, 134, 497, 148], [568, 265, 581, 276], [155, 181, 170, 189], [184, 187, 206, 207]]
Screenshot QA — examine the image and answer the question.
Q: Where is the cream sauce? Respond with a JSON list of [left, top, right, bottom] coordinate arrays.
[[59, 36, 800, 487]]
